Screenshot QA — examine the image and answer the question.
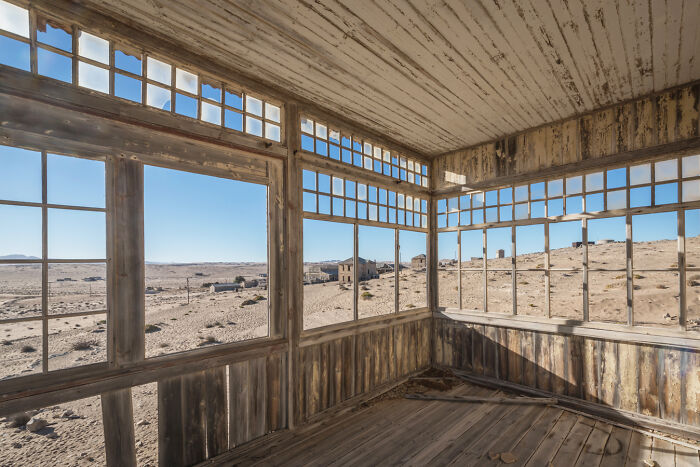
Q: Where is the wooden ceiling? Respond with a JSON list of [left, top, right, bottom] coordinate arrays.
[[82, 0, 699, 157]]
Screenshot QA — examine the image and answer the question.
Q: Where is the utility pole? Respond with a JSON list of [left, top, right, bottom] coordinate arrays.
[[186, 277, 190, 304]]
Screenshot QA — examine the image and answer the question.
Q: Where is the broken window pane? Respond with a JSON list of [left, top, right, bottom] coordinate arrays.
[[38, 48, 72, 83], [115, 73, 142, 103], [0, 35, 30, 71], [37, 22, 71, 52]]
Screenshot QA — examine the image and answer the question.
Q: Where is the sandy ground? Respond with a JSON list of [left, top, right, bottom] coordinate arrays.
[[439, 237, 700, 328]]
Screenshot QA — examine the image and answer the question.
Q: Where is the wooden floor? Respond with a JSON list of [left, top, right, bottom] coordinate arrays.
[[225, 381, 700, 466]]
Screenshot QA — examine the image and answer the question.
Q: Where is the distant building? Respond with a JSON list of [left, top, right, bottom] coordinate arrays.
[[411, 254, 426, 270], [305, 264, 339, 283], [376, 262, 394, 274], [339, 257, 378, 283], [259, 273, 268, 278], [209, 283, 241, 293], [497, 249, 505, 258], [470, 257, 483, 262], [243, 279, 259, 288], [438, 259, 457, 268], [595, 239, 614, 245]]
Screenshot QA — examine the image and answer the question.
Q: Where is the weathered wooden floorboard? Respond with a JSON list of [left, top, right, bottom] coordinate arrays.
[[573, 420, 613, 467], [522, 410, 578, 466], [599, 426, 633, 467]]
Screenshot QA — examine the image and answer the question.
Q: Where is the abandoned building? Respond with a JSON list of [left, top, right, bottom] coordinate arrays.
[[338, 257, 378, 284], [1, 0, 700, 466], [411, 253, 426, 270]]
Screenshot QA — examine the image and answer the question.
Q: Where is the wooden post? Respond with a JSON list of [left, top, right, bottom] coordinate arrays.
[[101, 156, 144, 467], [285, 103, 302, 428]]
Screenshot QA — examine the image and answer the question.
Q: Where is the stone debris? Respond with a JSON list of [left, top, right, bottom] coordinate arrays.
[[26, 417, 48, 433], [136, 419, 150, 426], [500, 452, 517, 464]]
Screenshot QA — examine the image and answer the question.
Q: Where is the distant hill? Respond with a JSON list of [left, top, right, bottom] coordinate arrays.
[[0, 254, 40, 260]]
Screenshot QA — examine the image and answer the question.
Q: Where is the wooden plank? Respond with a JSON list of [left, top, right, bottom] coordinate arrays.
[[651, 437, 677, 467], [473, 324, 484, 375], [624, 431, 653, 466], [686, 349, 700, 427], [319, 342, 329, 412], [550, 416, 595, 466], [567, 335, 584, 399], [583, 337, 599, 403], [638, 345, 660, 418], [158, 376, 184, 467], [228, 361, 249, 447], [342, 336, 353, 401], [618, 342, 639, 414], [266, 353, 282, 432], [101, 388, 137, 467], [205, 367, 228, 458], [599, 426, 632, 467], [249, 357, 267, 439], [551, 334, 567, 396], [521, 330, 536, 388], [599, 340, 619, 408], [661, 347, 682, 423], [535, 332, 552, 393], [506, 328, 522, 385], [523, 410, 578, 466], [181, 371, 207, 466], [497, 327, 509, 381], [404, 394, 557, 405], [674, 443, 700, 467], [574, 420, 613, 467], [483, 325, 497, 378]]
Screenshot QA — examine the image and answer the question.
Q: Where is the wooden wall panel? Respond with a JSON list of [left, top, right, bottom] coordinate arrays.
[[297, 317, 431, 422], [434, 318, 700, 431], [434, 83, 700, 192]]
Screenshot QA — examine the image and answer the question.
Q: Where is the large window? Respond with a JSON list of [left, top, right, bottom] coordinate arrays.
[[437, 153, 700, 333], [144, 166, 268, 357], [0, 0, 282, 141], [0, 145, 107, 380], [302, 167, 428, 330]]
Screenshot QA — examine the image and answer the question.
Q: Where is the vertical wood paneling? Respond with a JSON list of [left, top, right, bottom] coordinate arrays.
[[535, 333, 552, 392], [662, 348, 682, 422], [639, 345, 660, 418], [181, 372, 207, 466], [229, 361, 249, 447], [599, 340, 619, 408], [205, 367, 228, 458], [618, 342, 639, 413], [686, 350, 700, 427], [566, 335, 584, 399], [158, 377, 184, 467]]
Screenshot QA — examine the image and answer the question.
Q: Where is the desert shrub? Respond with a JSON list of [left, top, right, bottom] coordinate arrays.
[[159, 343, 169, 348], [234, 276, 245, 283], [241, 299, 257, 306], [656, 284, 668, 289], [634, 274, 644, 280], [1, 339, 11, 346], [253, 295, 266, 301], [8, 413, 31, 428], [145, 324, 160, 333], [198, 335, 219, 346], [20, 345, 36, 353], [361, 292, 373, 300], [406, 304, 416, 309], [72, 340, 97, 351], [97, 320, 106, 325]]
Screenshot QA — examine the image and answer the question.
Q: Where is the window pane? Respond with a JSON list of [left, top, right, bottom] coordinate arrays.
[[0, 263, 42, 320], [0, 205, 42, 258], [265, 123, 281, 142], [245, 116, 263, 137], [265, 103, 281, 123], [487, 227, 511, 269], [548, 179, 563, 197], [175, 68, 197, 93], [201, 102, 221, 125], [201, 83, 221, 103], [399, 230, 426, 311], [47, 154, 105, 208], [585, 172, 604, 191], [566, 176, 582, 194], [225, 91, 243, 110], [224, 109, 243, 131], [146, 57, 171, 85], [687, 210, 700, 269], [115, 48, 141, 75], [516, 272, 545, 316], [144, 166, 268, 355], [38, 48, 72, 83], [630, 164, 651, 186], [589, 271, 627, 324], [146, 84, 171, 111], [78, 61, 109, 93], [655, 159, 677, 182], [0, 35, 30, 71], [356, 226, 393, 319], [461, 230, 483, 268], [438, 232, 458, 308], [683, 155, 700, 178], [683, 180, 700, 202], [588, 217, 626, 270], [48, 263, 106, 315], [246, 95, 263, 117], [37, 22, 71, 52], [633, 271, 679, 328], [460, 270, 483, 310], [115, 73, 142, 103], [487, 270, 512, 314], [78, 31, 108, 64], [48, 313, 107, 371], [516, 224, 544, 269], [0, 1, 29, 37], [303, 219, 352, 330], [551, 271, 582, 320], [549, 221, 581, 269], [632, 212, 677, 270], [48, 209, 106, 259], [175, 93, 197, 118], [607, 168, 626, 189], [0, 321, 42, 380], [0, 145, 41, 202]]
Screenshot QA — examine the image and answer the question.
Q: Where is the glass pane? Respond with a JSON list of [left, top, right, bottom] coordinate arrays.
[[499, 187, 512, 205], [586, 172, 604, 192], [588, 217, 626, 270], [0, 1, 28, 37], [548, 179, 563, 198], [438, 232, 458, 308], [655, 159, 678, 182], [144, 166, 268, 354], [201, 83, 221, 102], [551, 271, 582, 320], [265, 123, 281, 142], [549, 221, 581, 269], [487, 227, 511, 269], [245, 116, 263, 137], [683, 180, 700, 202], [531, 183, 545, 200], [201, 102, 221, 125], [516, 224, 544, 269], [358, 226, 394, 319], [630, 164, 651, 186], [115, 73, 142, 103], [589, 271, 628, 324], [316, 123, 327, 140], [78, 31, 108, 64], [607, 189, 626, 209], [0, 146, 41, 202], [461, 270, 483, 310], [37, 48, 72, 83], [516, 272, 545, 316], [265, 103, 281, 123], [683, 155, 700, 178], [146, 57, 171, 85], [246, 95, 263, 117], [399, 230, 426, 311], [48, 209, 105, 259], [48, 154, 105, 208], [461, 230, 483, 268], [487, 270, 512, 314], [175, 68, 198, 93], [633, 271, 679, 328], [566, 176, 582, 194], [146, 84, 171, 111], [0, 263, 41, 320], [78, 61, 109, 93], [300, 117, 313, 134], [0, 321, 42, 380], [514, 185, 528, 202], [48, 313, 107, 371], [302, 192, 316, 212], [632, 212, 677, 270], [547, 198, 563, 216], [0, 35, 30, 71], [0, 205, 42, 258], [48, 263, 106, 315], [303, 219, 352, 330]]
